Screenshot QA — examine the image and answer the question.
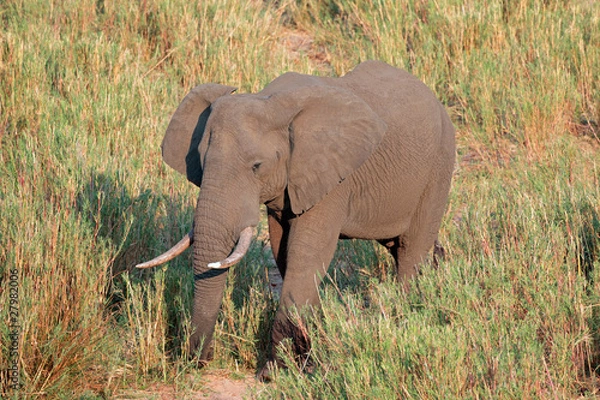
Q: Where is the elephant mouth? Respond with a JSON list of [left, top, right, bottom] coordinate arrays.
[[136, 226, 254, 270], [206, 226, 253, 269]]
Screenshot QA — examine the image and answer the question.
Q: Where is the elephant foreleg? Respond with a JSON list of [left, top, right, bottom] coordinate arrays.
[[262, 204, 343, 379]]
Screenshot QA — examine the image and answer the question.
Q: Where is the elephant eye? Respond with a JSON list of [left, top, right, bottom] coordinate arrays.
[[252, 162, 262, 173]]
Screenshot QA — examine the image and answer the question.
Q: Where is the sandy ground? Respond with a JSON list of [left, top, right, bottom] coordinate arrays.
[[115, 372, 262, 399], [200, 373, 258, 400]]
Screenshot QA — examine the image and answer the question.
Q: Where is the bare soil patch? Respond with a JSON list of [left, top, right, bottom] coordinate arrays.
[[200, 372, 259, 400], [115, 371, 260, 399]]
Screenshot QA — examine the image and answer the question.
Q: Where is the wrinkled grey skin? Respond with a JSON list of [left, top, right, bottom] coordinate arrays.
[[160, 61, 455, 376]]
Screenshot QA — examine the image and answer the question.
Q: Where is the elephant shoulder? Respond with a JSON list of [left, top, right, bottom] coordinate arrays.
[[341, 60, 413, 82], [260, 72, 326, 95], [340, 61, 433, 98], [339, 61, 442, 116]]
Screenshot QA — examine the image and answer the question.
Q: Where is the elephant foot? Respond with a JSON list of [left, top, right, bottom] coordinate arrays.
[[193, 357, 210, 369], [188, 340, 214, 367], [433, 240, 446, 267], [257, 360, 278, 382]]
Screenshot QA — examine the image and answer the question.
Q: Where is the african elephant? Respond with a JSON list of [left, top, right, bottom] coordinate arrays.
[[137, 60, 455, 378]]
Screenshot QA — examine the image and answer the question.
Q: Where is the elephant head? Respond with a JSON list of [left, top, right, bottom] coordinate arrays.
[[137, 77, 386, 361]]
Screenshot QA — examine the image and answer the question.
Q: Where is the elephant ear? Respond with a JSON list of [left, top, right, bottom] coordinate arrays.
[[161, 83, 237, 186], [271, 86, 387, 215]]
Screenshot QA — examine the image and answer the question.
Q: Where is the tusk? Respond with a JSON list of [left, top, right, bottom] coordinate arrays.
[[136, 229, 194, 269], [207, 227, 254, 269]]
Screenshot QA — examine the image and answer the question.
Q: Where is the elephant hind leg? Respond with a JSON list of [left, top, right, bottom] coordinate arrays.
[[378, 236, 424, 286], [390, 182, 450, 286], [433, 239, 446, 267], [267, 208, 291, 278]]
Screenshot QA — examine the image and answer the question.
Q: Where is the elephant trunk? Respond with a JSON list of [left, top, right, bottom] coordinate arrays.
[[188, 183, 250, 361], [207, 227, 253, 269]]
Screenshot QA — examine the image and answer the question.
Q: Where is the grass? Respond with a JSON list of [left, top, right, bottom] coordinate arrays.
[[0, 0, 599, 398]]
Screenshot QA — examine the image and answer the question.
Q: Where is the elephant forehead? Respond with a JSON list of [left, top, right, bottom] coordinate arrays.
[[210, 94, 269, 124], [207, 96, 283, 147]]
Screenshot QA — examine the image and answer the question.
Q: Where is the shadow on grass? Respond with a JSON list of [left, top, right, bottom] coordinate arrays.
[[578, 203, 600, 382], [579, 204, 600, 282], [76, 172, 284, 370], [76, 170, 196, 358]]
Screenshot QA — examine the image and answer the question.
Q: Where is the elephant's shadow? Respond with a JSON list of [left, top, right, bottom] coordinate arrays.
[[76, 170, 197, 355], [577, 203, 600, 374], [76, 172, 284, 363]]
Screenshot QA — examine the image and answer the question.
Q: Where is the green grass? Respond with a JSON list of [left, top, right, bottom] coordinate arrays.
[[1, 0, 599, 398]]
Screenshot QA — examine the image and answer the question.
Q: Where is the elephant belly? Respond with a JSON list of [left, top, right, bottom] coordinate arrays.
[[338, 162, 429, 240], [340, 190, 419, 240], [341, 208, 413, 240]]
